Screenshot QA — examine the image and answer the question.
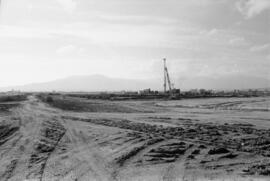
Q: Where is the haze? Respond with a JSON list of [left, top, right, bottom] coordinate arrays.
[[0, 0, 269, 90]]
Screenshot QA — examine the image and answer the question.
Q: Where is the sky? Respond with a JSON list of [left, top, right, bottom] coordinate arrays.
[[0, 0, 269, 89]]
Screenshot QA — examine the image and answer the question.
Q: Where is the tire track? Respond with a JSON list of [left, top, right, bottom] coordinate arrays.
[[60, 118, 114, 181], [162, 145, 195, 181], [26, 118, 66, 180]]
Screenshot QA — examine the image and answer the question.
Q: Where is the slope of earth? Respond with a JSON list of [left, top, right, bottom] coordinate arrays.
[[0, 95, 269, 181]]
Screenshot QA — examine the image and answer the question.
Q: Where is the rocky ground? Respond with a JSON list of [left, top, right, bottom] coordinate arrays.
[[0, 94, 269, 181]]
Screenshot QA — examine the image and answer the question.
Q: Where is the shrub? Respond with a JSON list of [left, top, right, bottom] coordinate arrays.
[[46, 96, 54, 103]]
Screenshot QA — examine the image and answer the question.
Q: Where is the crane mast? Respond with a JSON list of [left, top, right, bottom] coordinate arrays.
[[163, 58, 173, 94], [163, 59, 167, 93]]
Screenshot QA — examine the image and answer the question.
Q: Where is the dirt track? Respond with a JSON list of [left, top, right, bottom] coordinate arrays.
[[0, 95, 270, 181]]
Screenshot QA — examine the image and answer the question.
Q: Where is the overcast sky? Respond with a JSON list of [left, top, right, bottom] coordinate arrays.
[[0, 0, 269, 89]]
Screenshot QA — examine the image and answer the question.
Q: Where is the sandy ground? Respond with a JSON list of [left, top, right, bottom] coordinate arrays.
[[0, 95, 270, 181]]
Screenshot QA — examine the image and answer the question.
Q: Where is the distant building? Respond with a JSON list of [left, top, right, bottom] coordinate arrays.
[[139, 88, 158, 95]]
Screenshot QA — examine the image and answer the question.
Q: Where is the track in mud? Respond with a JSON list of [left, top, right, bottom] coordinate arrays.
[[0, 125, 20, 181], [0, 124, 19, 147], [63, 115, 270, 179], [27, 118, 66, 180]]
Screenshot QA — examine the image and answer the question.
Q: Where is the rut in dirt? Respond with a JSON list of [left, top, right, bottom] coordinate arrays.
[[27, 118, 66, 180]]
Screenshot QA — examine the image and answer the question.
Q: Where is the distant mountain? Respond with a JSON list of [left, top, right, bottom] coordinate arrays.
[[0, 74, 269, 92], [0, 75, 161, 92]]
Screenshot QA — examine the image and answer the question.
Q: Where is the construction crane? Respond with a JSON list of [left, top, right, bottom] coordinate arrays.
[[163, 58, 181, 98], [163, 58, 173, 94]]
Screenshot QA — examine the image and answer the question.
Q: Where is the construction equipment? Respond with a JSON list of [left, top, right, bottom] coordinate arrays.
[[163, 58, 173, 94], [163, 58, 180, 98]]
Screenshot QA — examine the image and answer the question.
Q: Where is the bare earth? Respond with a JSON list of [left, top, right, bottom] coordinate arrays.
[[0, 95, 270, 181]]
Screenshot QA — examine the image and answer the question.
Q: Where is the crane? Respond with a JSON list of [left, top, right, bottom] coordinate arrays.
[[163, 58, 173, 94]]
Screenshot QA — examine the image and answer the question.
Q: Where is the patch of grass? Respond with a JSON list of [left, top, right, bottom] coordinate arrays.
[[0, 95, 27, 102], [37, 94, 141, 113]]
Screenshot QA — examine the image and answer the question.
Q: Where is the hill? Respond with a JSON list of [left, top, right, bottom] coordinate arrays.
[[0, 75, 161, 92]]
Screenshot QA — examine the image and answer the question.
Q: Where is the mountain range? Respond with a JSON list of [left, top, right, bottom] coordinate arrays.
[[0, 74, 269, 92], [0, 75, 161, 92]]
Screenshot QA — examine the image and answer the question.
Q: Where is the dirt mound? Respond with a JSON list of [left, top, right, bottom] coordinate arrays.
[[115, 138, 164, 166], [63, 116, 185, 136], [0, 124, 19, 146], [132, 141, 192, 165]]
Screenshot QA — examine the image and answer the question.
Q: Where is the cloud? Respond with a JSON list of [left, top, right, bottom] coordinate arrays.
[[236, 0, 270, 18], [56, 0, 77, 13], [0, 25, 51, 39], [229, 37, 248, 46], [206, 28, 219, 36], [56, 44, 86, 57], [250, 43, 270, 52], [57, 44, 75, 54], [57, 45, 75, 55]]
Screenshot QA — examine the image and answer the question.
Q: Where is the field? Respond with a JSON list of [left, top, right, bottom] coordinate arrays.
[[0, 94, 270, 181]]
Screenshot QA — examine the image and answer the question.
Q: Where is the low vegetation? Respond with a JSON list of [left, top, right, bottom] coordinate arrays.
[[37, 94, 149, 113], [0, 94, 27, 102]]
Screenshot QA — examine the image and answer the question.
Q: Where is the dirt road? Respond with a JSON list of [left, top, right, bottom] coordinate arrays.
[[0, 96, 114, 181]]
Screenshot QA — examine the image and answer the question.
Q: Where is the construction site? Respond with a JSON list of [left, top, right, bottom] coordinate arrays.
[[61, 58, 181, 100], [0, 59, 269, 181], [1, 0, 269, 180], [1, 87, 270, 181], [58, 59, 269, 101]]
